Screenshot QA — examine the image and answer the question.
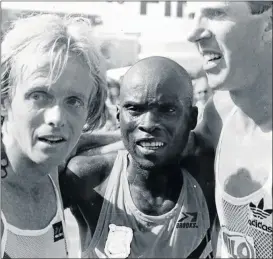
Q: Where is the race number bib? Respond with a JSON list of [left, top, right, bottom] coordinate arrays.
[[104, 224, 133, 258], [221, 228, 256, 258]]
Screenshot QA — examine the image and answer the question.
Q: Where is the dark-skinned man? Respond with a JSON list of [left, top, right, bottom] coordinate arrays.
[[60, 57, 215, 258]]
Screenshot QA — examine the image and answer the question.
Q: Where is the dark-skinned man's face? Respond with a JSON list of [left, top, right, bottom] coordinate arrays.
[[117, 58, 197, 169]]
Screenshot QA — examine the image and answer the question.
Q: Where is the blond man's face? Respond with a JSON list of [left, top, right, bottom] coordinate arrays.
[[3, 53, 94, 167]]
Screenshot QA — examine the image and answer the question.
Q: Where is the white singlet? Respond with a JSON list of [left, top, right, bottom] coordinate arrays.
[[83, 150, 212, 258], [1, 175, 69, 258], [215, 107, 272, 258]]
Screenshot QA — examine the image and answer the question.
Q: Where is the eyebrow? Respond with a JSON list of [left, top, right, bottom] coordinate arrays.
[[123, 101, 144, 106], [187, 4, 229, 15], [158, 100, 179, 106], [24, 85, 48, 94], [25, 85, 88, 103], [123, 100, 181, 107], [202, 6, 229, 14]]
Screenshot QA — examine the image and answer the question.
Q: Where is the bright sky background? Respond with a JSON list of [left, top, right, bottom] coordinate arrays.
[[2, 1, 201, 71], [2, 1, 194, 39]]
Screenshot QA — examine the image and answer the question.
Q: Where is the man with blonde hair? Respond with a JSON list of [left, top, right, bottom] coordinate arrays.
[[1, 14, 107, 258]]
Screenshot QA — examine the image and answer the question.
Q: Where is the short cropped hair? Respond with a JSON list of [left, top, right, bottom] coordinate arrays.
[[1, 14, 107, 131], [247, 1, 272, 15]]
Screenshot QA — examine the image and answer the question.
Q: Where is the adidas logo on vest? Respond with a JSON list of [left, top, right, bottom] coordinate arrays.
[[248, 198, 272, 234]]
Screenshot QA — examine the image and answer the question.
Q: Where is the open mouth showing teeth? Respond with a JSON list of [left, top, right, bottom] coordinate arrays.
[[38, 137, 65, 144], [204, 53, 222, 62], [137, 141, 165, 150]]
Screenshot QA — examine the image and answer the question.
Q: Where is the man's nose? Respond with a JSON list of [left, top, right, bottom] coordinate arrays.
[[44, 104, 66, 128], [187, 20, 211, 43], [138, 111, 159, 133]]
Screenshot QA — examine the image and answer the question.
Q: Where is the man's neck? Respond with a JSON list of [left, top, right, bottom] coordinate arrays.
[[2, 132, 55, 189], [127, 157, 183, 215], [229, 61, 272, 132], [127, 157, 183, 196]]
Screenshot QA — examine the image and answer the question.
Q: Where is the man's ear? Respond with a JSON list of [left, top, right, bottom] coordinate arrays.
[[190, 106, 198, 130], [116, 104, 120, 123], [1, 97, 10, 117]]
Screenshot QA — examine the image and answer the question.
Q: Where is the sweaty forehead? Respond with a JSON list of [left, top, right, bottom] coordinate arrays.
[[120, 57, 191, 102], [14, 47, 90, 85]]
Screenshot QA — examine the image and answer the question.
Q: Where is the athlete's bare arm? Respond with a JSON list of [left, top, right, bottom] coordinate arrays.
[[77, 140, 125, 157], [59, 152, 117, 251], [59, 152, 117, 209], [76, 130, 123, 154]]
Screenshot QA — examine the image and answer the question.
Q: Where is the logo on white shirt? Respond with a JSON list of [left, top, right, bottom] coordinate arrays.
[[248, 199, 272, 234], [53, 221, 64, 242], [176, 212, 198, 229]]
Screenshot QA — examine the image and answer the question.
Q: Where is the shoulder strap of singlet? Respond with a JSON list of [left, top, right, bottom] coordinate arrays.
[[49, 174, 68, 231], [48, 174, 69, 256], [182, 170, 213, 259], [103, 150, 127, 200], [1, 211, 8, 258], [88, 150, 127, 251], [49, 174, 65, 218]]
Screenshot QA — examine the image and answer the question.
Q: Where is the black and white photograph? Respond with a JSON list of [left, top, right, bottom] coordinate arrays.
[[1, 1, 272, 258]]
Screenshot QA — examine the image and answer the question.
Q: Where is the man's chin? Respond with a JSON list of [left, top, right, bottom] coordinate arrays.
[[207, 77, 224, 90], [133, 156, 166, 170], [32, 153, 64, 168], [206, 69, 231, 91]]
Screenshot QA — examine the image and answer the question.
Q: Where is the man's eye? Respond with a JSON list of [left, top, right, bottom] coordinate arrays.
[[127, 106, 143, 114], [67, 97, 84, 108], [207, 9, 225, 19], [160, 106, 176, 113], [188, 13, 195, 20], [128, 106, 138, 111], [213, 10, 224, 16], [29, 91, 49, 101]]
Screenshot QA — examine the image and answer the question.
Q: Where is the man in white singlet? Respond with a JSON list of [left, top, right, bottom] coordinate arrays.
[[1, 14, 107, 258], [185, 2, 272, 258], [60, 57, 216, 258]]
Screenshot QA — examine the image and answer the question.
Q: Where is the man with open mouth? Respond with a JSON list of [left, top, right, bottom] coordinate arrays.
[[1, 14, 107, 258], [60, 56, 215, 258], [185, 2, 272, 258]]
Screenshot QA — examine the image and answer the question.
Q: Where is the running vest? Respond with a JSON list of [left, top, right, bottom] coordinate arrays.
[[1, 175, 69, 258], [83, 151, 212, 258], [215, 107, 272, 258]]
